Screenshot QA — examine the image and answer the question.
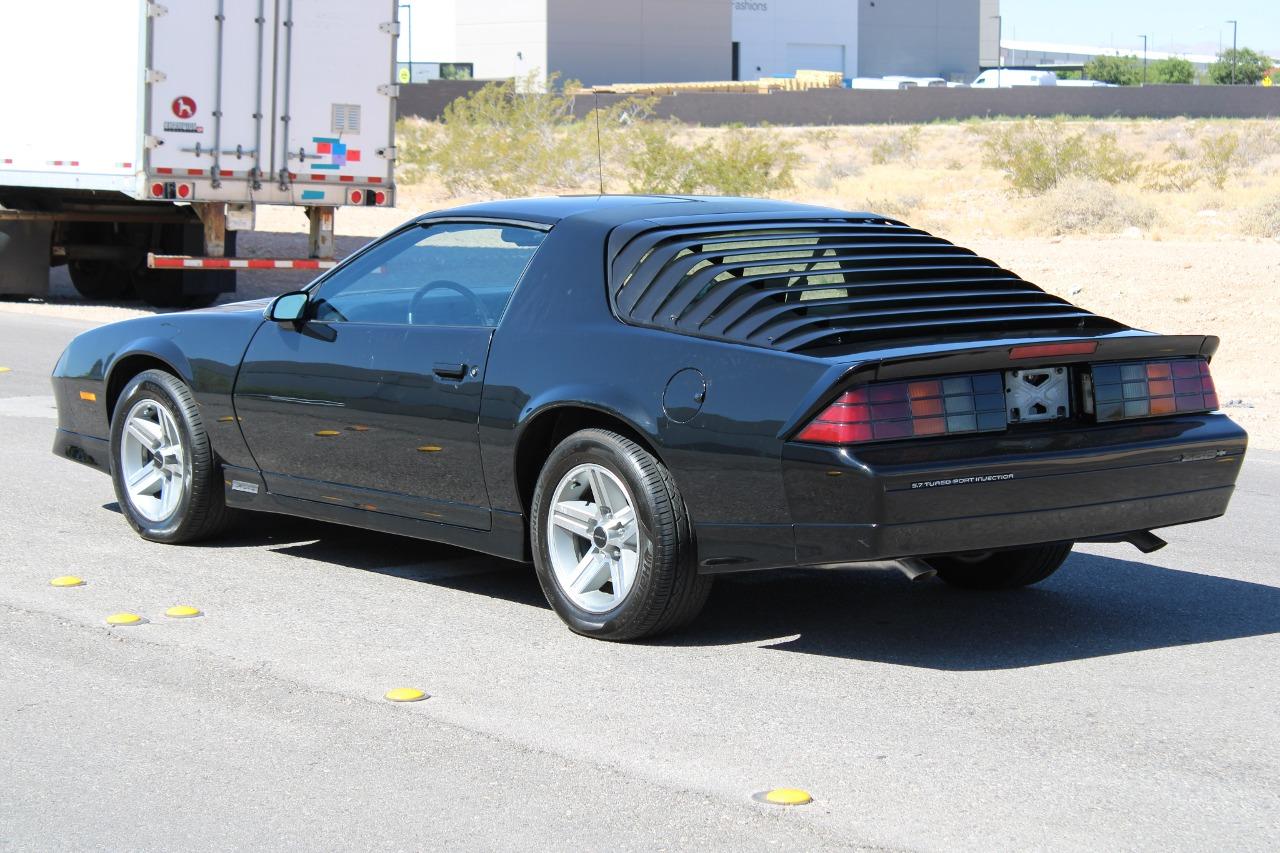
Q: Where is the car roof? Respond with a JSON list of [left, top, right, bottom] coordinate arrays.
[[414, 194, 862, 228]]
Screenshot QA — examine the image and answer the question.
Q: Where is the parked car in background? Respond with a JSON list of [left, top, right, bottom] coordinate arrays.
[[882, 76, 949, 88], [51, 196, 1247, 641], [971, 69, 1059, 87]]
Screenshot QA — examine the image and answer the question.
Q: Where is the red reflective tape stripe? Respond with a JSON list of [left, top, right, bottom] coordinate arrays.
[[156, 167, 174, 174], [294, 260, 322, 269], [310, 174, 326, 181], [367, 176, 383, 183], [246, 259, 276, 269], [150, 256, 185, 268], [220, 169, 233, 176], [339, 175, 354, 182], [186, 168, 203, 176]]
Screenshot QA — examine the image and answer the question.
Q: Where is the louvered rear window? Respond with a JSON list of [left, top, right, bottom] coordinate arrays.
[[608, 218, 1120, 354]]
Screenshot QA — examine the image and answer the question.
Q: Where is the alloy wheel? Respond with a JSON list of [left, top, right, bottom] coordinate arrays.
[[546, 463, 644, 613], [119, 398, 189, 522]]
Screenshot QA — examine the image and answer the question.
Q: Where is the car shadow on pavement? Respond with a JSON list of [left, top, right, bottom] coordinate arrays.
[[159, 507, 1280, 670], [667, 551, 1280, 669], [199, 511, 552, 608]]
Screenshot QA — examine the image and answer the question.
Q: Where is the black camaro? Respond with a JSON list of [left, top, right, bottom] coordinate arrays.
[[51, 195, 1248, 640]]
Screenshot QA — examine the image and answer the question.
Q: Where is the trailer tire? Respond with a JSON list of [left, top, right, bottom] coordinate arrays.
[[132, 269, 219, 309], [68, 260, 133, 301]]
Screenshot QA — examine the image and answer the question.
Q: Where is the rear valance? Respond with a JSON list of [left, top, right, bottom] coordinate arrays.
[[608, 218, 1124, 353]]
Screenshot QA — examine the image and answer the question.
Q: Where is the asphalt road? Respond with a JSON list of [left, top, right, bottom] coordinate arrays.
[[2, 310, 1278, 852]]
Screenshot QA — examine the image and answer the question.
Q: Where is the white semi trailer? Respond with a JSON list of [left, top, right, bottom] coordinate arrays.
[[0, 0, 399, 307]]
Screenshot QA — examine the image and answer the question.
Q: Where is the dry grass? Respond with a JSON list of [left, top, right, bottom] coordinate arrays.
[[396, 116, 1280, 241]]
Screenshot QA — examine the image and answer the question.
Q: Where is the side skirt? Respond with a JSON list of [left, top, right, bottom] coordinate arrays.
[[222, 465, 529, 563]]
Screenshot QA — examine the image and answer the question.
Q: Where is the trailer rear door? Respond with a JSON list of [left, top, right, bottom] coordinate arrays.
[[146, 0, 397, 205]]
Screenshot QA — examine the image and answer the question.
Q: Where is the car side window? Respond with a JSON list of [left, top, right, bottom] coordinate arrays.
[[309, 221, 546, 327]]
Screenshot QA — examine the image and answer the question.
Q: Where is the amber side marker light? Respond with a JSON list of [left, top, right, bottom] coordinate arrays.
[[79, 390, 97, 401], [1009, 341, 1098, 360]]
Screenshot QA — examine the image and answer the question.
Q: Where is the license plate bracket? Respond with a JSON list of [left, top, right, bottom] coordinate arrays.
[[1004, 366, 1071, 423]]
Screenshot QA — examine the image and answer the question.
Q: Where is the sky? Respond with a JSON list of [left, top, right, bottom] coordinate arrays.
[[1000, 0, 1279, 57]]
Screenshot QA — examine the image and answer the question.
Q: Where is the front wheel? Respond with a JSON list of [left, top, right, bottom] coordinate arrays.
[[927, 542, 1073, 590], [110, 369, 232, 543], [530, 429, 711, 641]]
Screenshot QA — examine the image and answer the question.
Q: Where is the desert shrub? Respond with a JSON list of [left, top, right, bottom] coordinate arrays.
[[413, 72, 655, 195], [1198, 131, 1242, 189], [980, 119, 1142, 194], [1143, 160, 1201, 192], [624, 126, 799, 196], [869, 127, 921, 165], [1243, 196, 1280, 237], [809, 156, 863, 189], [1026, 179, 1157, 235], [622, 121, 701, 194], [857, 195, 922, 217], [395, 117, 439, 185], [805, 128, 839, 150], [695, 130, 801, 195]]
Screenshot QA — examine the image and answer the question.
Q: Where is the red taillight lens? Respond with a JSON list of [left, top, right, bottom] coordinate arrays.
[[1092, 358, 1218, 422], [795, 373, 1008, 445], [150, 182, 165, 198], [349, 189, 363, 204], [373, 190, 386, 205]]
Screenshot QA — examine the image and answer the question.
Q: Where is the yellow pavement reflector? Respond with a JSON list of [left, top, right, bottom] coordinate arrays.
[[384, 687, 428, 703], [49, 575, 86, 587], [165, 605, 202, 619], [0, 366, 10, 373], [314, 430, 341, 436], [105, 612, 144, 626], [754, 788, 813, 806], [417, 445, 443, 452]]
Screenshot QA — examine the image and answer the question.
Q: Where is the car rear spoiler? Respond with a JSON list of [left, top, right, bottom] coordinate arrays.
[[779, 332, 1219, 439]]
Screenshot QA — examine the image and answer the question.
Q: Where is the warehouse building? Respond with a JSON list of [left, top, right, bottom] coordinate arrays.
[[407, 0, 994, 86]]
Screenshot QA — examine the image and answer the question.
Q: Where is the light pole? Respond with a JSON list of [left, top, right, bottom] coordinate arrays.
[[399, 3, 413, 82], [1138, 34, 1148, 85], [1226, 19, 1238, 83], [991, 15, 1002, 87]]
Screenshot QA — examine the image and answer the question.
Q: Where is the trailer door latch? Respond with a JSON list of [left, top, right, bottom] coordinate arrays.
[[377, 83, 400, 98], [379, 21, 400, 35]]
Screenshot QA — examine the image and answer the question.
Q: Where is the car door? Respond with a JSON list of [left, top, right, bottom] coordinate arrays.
[[233, 219, 548, 529]]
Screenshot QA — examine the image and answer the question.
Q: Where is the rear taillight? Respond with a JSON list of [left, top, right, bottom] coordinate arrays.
[[1091, 358, 1218, 422], [795, 373, 1007, 445]]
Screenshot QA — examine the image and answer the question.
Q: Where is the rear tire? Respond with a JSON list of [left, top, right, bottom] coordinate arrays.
[[110, 369, 232, 543], [928, 542, 1073, 590], [530, 428, 711, 641]]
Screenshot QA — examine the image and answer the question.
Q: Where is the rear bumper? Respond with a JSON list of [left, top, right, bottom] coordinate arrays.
[[783, 412, 1246, 565], [693, 413, 1246, 573]]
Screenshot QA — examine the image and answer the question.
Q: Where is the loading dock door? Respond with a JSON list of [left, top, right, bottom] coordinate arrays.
[[784, 43, 845, 74]]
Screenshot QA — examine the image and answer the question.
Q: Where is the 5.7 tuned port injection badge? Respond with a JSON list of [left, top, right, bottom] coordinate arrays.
[[909, 473, 1016, 489]]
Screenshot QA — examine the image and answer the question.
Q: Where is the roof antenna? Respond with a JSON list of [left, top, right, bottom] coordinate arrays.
[[593, 90, 604, 196]]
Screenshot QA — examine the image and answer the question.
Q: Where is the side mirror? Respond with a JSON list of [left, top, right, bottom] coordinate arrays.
[[267, 291, 308, 323]]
